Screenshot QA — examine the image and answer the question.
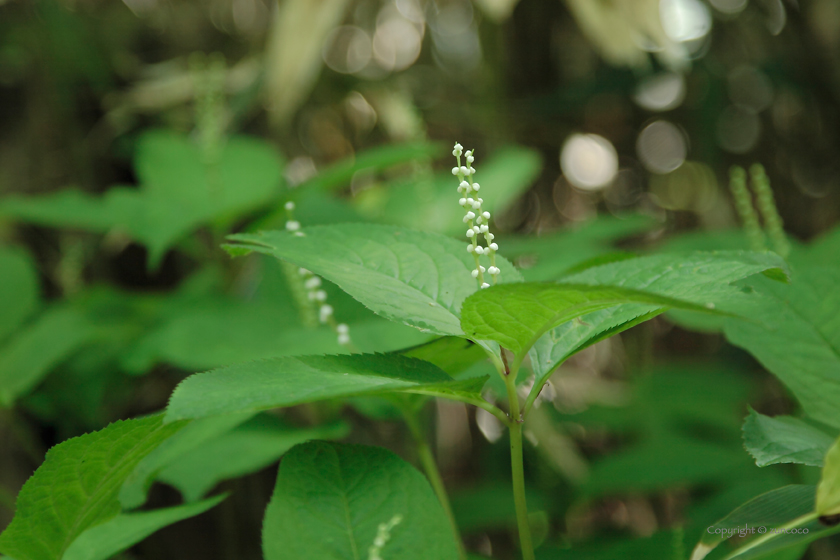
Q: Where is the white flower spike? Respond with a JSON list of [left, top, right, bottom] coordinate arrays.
[[452, 142, 501, 288]]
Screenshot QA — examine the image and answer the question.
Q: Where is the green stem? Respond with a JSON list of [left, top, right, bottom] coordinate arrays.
[[401, 406, 466, 560], [501, 352, 536, 560]]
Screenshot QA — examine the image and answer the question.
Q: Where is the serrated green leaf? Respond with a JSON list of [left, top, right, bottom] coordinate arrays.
[[817, 437, 840, 516], [1, 131, 283, 268], [62, 495, 225, 560], [743, 409, 836, 468], [262, 441, 459, 560], [0, 247, 39, 343], [0, 415, 184, 560], [0, 306, 99, 406], [165, 353, 479, 422], [158, 417, 349, 502], [225, 224, 522, 337], [522, 251, 788, 402], [724, 265, 840, 429], [461, 282, 721, 357]]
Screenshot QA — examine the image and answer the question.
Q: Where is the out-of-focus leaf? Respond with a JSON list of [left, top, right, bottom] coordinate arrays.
[[450, 484, 547, 533], [119, 413, 255, 509], [501, 214, 659, 281], [0, 415, 184, 560], [581, 436, 748, 498], [165, 353, 484, 422], [0, 306, 98, 406], [62, 495, 225, 560], [1, 131, 284, 268], [299, 142, 443, 192], [0, 247, 39, 343], [226, 224, 522, 337], [158, 417, 349, 502], [264, 0, 352, 123], [817, 437, 840, 516], [536, 531, 677, 560], [743, 409, 835, 468], [262, 441, 459, 560]]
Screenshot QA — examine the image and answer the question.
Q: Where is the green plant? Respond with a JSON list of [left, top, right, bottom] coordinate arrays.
[[4, 136, 839, 560]]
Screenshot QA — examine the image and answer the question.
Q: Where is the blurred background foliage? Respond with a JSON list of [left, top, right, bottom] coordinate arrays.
[[1, 0, 839, 558]]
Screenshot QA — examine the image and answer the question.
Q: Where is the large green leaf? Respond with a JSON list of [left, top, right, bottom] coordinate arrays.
[[0, 415, 184, 560], [1, 131, 284, 267], [742, 409, 836, 468], [817, 436, 840, 516], [165, 353, 486, 422], [461, 282, 720, 357], [158, 417, 349, 502], [724, 265, 840, 429], [225, 224, 522, 337], [522, 251, 788, 403], [0, 306, 98, 406], [262, 441, 459, 560], [0, 247, 39, 343], [62, 495, 225, 560]]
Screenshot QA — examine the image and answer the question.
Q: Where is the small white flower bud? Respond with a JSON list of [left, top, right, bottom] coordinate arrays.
[[467, 155, 474, 163], [452, 167, 459, 175], [477, 198, 483, 203], [471, 269, 479, 278], [319, 304, 333, 322], [337, 323, 349, 334], [466, 211, 475, 220], [460, 166, 470, 175], [474, 246, 484, 254], [459, 198, 467, 206], [471, 200, 482, 210], [489, 242, 498, 250], [315, 290, 328, 302], [482, 211, 491, 219], [469, 167, 476, 174], [473, 226, 481, 234], [467, 244, 475, 253], [472, 183, 480, 191], [454, 143, 463, 151], [481, 282, 490, 289], [480, 225, 489, 233], [476, 216, 483, 224], [489, 266, 500, 275], [460, 181, 469, 190], [466, 198, 475, 205], [487, 233, 494, 241], [462, 215, 470, 223], [338, 332, 351, 345], [304, 276, 321, 289], [479, 265, 486, 273], [284, 201, 295, 211], [285, 220, 301, 231], [466, 229, 474, 238]]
